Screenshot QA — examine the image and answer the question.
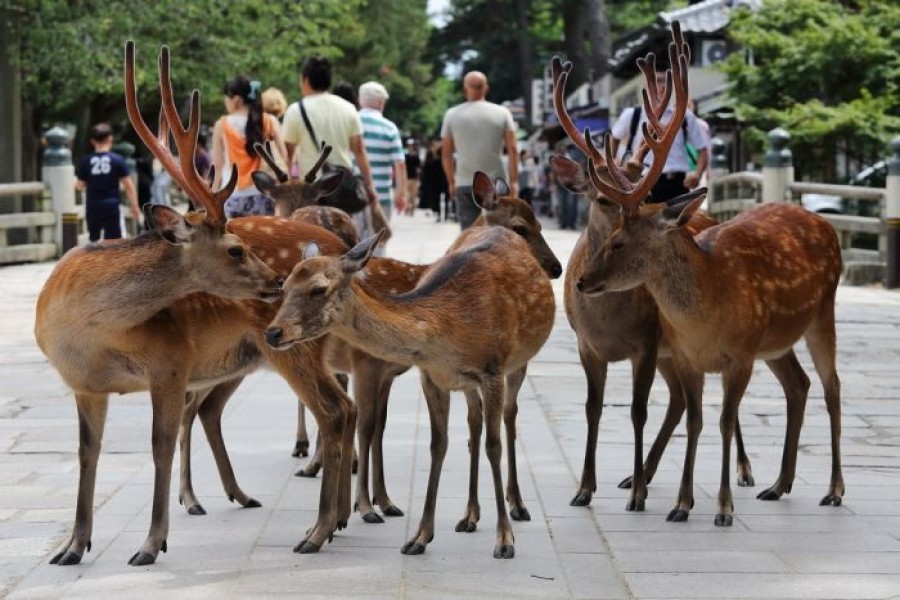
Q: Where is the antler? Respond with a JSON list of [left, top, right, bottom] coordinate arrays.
[[303, 145, 333, 184], [253, 141, 289, 183], [124, 41, 235, 226], [552, 21, 690, 215]]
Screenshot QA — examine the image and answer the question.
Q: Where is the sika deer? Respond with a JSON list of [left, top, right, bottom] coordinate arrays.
[[572, 23, 843, 525], [265, 223, 556, 559], [550, 54, 756, 512], [36, 43, 357, 566], [176, 174, 562, 529]]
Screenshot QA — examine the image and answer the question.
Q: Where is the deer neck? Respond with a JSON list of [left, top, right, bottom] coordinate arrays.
[[585, 203, 618, 250], [641, 233, 710, 325], [331, 279, 433, 365]]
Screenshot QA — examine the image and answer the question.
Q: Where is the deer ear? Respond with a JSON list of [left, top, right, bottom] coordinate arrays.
[[342, 230, 384, 273], [303, 242, 321, 260], [146, 204, 194, 244], [315, 171, 343, 198], [472, 171, 497, 211], [550, 155, 591, 194], [252, 171, 277, 193], [493, 177, 510, 197], [662, 189, 707, 228]]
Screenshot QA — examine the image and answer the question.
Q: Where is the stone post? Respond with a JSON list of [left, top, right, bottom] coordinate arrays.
[[42, 127, 77, 256], [885, 136, 900, 289], [762, 127, 793, 203]]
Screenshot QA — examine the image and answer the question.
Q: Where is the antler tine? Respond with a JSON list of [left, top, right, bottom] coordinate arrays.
[[552, 65, 597, 162], [582, 128, 634, 198], [157, 48, 230, 224], [124, 41, 197, 203], [253, 141, 289, 182], [303, 144, 332, 183]]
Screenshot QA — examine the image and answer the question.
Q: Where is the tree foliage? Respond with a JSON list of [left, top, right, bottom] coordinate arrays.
[[721, 0, 900, 180]]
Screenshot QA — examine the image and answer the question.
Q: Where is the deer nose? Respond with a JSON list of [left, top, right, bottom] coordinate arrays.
[[550, 262, 563, 279], [275, 276, 286, 288], [264, 327, 283, 347]]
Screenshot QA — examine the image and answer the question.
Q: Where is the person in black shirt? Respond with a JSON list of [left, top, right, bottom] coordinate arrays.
[[75, 123, 139, 241], [404, 139, 421, 216]]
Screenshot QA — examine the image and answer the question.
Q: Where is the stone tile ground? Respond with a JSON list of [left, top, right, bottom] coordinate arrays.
[[1, 213, 898, 599]]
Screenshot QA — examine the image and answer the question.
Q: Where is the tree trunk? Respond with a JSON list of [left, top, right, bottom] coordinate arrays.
[[561, 0, 589, 92], [514, 0, 534, 125], [586, 0, 610, 84]]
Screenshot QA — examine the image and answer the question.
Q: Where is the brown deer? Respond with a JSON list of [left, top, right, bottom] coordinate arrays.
[[550, 53, 758, 512], [36, 43, 355, 566], [571, 22, 843, 525], [265, 220, 557, 559], [176, 174, 562, 529]]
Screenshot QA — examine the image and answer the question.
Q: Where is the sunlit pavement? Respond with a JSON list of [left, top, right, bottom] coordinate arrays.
[[1, 210, 899, 599]]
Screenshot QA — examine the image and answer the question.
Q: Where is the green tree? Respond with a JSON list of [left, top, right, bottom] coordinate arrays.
[[721, 0, 900, 180]]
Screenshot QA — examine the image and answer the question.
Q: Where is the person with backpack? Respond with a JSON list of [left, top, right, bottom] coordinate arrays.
[[609, 67, 709, 203]]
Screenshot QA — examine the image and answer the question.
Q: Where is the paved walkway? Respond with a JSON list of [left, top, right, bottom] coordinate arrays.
[[1, 211, 899, 599]]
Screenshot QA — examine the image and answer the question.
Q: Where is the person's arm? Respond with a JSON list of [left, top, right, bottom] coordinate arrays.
[[349, 134, 378, 203], [210, 118, 225, 190], [74, 179, 86, 192], [393, 159, 407, 212], [266, 114, 290, 172], [685, 148, 709, 190], [504, 128, 519, 196], [120, 176, 140, 221], [684, 112, 709, 189], [441, 134, 456, 199]]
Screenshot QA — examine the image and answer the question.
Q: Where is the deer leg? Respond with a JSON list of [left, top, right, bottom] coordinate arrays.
[[295, 373, 350, 477], [571, 344, 607, 506], [756, 350, 810, 501], [178, 388, 211, 515], [804, 308, 844, 507], [401, 373, 449, 555], [294, 401, 309, 458], [715, 364, 753, 527], [129, 379, 187, 565], [504, 366, 530, 521], [667, 366, 703, 523], [456, 389, 483, 533], [371, 365, 405, 517], [626, 349, 657, 512], [50, 393, 109, 566], [197, 377, 261, 508], [482, 376, 515, 559], [352, 361, 382, 523], [734, 418, 755, 487]]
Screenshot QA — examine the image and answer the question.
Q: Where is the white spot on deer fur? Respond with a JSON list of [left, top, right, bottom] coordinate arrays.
[[243, 222, 255, 231], [378, 269, 388, 276], [416, 321, 428, 330], [261, 226, 274, 236], [278, 248, 290, 260], [265, 257, 276, 266]]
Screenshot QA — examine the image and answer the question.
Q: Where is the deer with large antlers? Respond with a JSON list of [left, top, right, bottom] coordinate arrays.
[[176, 173, 562, 530], [569, 22, 843, 525], [265, 207, 557, 558], [36, 43, 357, 567]]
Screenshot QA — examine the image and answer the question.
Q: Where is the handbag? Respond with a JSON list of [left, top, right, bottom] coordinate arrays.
[[299, 100, 369, 214]]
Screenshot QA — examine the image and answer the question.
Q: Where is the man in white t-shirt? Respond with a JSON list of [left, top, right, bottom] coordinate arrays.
[[281, 56, 377, 204], [609, 68, 709, 203], [441, 71, 519, 229]]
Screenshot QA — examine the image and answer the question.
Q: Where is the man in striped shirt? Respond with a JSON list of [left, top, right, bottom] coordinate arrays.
[[357, 81, 407, 251]]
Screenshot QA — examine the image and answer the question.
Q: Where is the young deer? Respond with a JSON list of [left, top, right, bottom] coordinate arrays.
[[176, 174, 562, 529], [37, 43, 355, 566], [265, 221, 557, 559], [550, 54, 758, 511], [572, 24, 843, 525]]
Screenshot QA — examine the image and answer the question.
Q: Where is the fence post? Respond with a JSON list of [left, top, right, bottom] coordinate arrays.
[[762, 127, 793, 203], [886, 136, 900, 289], [42, 126, 76, 256]]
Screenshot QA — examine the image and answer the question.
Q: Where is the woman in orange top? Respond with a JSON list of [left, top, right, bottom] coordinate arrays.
[[211, 76, 288, 218]]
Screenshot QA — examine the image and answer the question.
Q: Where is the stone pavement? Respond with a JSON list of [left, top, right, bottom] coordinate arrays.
[[1, 211, 899, 599]]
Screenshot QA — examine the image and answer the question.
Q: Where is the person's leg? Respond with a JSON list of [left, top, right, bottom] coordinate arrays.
[[86, 210, 102, 242], [649, 173, 688, 204], [456, 186, 479, 230]]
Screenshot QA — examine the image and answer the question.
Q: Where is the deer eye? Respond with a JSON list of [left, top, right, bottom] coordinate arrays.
[[227, 246, 244, 259], [611, 240, 625, 252], [512, 225, 529, 237]]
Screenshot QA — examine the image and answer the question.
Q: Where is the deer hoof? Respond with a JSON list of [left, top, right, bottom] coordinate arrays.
[[361, 512, 384, 524], [295, 467, 319, 478], [336, 519, 348, 530], [667, 508, 689, 522], [756, 487, 781, 501], [819, 494, 842, 507], [381, 505, 404, 517], [493, 544, 515, 559], [293, 440, 310, 458], [187, 504, 207, 516], [400, 541, 427, 555], [509, 506, 531, 522], [569, 491, 592, 506], [626, 498, 646, 512], [617, 476, 633, 490], [243, 498, 262, 508], [50, 550, 82, 566], [714, 513, 733, 527], [127, 551, 157, 566], [293, 540, 321, 554], [351, 458, 359, 475], [455, 518, 477, 533], [736, 474, 755, 487]]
